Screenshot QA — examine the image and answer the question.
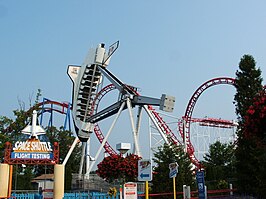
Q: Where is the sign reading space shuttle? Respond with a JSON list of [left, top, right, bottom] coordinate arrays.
[[11, 110, 54, 160]]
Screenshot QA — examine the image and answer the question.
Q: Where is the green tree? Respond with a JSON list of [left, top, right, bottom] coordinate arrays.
[[151, 143, 194, 197], [0, 116, 13, 162], [234, 54, 264, 196], [15, 166, 36, 190], [203, 141, 236, 189], [234, 54, 263, 123], [45, 126, 81, 190]]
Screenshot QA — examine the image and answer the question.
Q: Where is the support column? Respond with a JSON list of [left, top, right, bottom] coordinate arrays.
[[8, 165, 13, 197], [54, 164, 64, 199], [0, 163, 10, 198]]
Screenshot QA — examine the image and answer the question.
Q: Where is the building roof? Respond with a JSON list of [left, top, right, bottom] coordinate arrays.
[[32, 174, 54, 182]]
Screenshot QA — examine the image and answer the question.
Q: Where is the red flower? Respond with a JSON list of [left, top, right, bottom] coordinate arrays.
[[96, 154, 142, 183]]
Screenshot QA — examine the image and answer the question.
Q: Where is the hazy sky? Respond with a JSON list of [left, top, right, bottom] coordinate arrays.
[[1, 1, 266, 161]]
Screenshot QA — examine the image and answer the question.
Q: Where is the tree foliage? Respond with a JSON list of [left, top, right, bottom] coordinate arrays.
[[96, 154, 141, 183], [234, 54, 265, 197], [203, 141, 236, 189], [0, 116, 13, 161], [235, 89, 266, 196], [234, 54, 263, 123], [244, 89, 266, 143], [152, 143, 194, 195], [41, 126, 81, 190]]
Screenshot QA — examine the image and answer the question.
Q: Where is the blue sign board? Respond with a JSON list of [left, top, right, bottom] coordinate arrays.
[[11, 152, 53, 159], [196, 171, 206, 199]]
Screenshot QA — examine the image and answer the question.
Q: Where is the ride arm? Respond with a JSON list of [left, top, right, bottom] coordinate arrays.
[[87, 100, 129, 123], [97, 65, 135, 95]]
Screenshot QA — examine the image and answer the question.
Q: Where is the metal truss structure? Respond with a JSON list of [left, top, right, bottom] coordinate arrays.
[[189, 117, 237, 161]]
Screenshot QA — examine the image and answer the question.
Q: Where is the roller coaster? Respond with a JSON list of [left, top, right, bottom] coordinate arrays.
[[7, 77, 236, 171], [4, 42, 237, 172]]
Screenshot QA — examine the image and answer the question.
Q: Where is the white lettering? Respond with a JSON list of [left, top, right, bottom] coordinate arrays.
[[13, 141, 53, 152], [13, 152, 51, 159], [14, 153, 31, 159], [47, 142, 52, 151], [13, 141, 20, 151]]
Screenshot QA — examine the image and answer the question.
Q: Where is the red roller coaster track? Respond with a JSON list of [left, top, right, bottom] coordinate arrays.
[[4, 77, 236, 168], [179, 77, 236, 168], [62, 77, 236, 168]]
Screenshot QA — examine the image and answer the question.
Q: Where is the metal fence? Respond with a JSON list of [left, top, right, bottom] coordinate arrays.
[[12, 192, 120, 199], [11, 190, 260, 199]]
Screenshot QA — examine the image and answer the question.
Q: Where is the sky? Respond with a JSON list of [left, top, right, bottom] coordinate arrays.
[[1, 1, 266, 164]]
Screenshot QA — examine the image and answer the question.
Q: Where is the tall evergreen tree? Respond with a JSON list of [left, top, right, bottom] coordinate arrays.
[[234, 54, 263, 123], [234, 54, 264, 196], [152, 143, 194, 198]]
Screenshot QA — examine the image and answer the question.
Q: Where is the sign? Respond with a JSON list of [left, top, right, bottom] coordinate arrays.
[[123, 182, 137, 199], [103, 41, 119, 65], [11, 152, 53, 159], [138, 159, 152, 181], [169, 162, 179, 178], [196, 171, 206, 199], [13, 140, 52, 152], [43, 189, 53, 199], [11, 139, 53, 160]]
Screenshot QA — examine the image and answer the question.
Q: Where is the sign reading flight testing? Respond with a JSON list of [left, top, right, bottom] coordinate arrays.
[[138, 159, 152, 181]]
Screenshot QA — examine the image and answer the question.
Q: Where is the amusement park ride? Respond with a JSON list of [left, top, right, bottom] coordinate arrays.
[[0, 40, 238, 199], [66, 41, 176, 175], [63, 41, 236, 173], [4, 41, 237, 177]]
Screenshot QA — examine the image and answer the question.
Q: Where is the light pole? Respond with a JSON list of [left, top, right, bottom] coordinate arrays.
[[116, 143, 131, 199]]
